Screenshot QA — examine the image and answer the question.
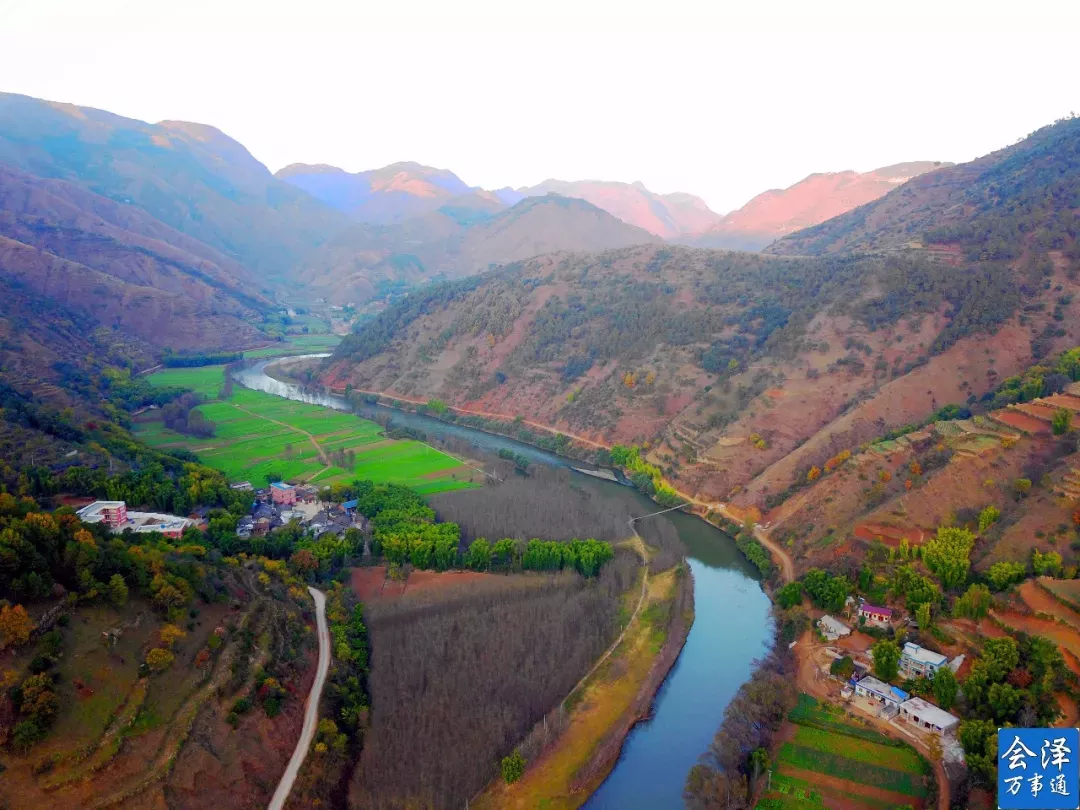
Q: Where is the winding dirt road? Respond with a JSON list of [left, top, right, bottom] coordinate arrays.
[[268, 586, 330, 810]]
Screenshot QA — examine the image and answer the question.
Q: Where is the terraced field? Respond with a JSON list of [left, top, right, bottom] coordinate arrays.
[[756, 695, 931, 810], [136, 385, 476, 492]]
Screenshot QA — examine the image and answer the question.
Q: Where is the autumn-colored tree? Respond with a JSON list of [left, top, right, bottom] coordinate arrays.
[[879, 470, 892, 483], [807, 466, 821, 482], [1073, 509, 1080, 527], [486, 333, 496, 348], [19, 673, 59, 722], [905, 479, 913, 491], [0, 604, 35, 648], [290, 549, 319, 574], [145, 647, 175, 672], [645, 371, 656, 385], [194, 648, 211, 670], [909, 460, 923, 476], [159, 624, 186, 649], [622, 371, 636, 388]]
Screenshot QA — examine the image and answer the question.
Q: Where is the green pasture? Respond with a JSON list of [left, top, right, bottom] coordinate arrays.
[[135, 382, 474, 492], [146, 365, 228, 398]]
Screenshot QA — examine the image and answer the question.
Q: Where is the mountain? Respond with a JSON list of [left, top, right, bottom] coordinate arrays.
[[688, 161, 949, 251], [0, 92, 346, 278], [513, 179, 722, 239], [768, 120, 1079, 256], [323, 117, 1080, 575], [277, 161, 487, 224], [298, 194, 661, 304]]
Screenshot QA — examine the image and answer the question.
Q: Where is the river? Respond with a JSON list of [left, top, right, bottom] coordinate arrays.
[[233, 357, 774, 809]]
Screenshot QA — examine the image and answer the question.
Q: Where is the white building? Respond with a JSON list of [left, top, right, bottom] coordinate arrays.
[[898, 697, 959, 736], [854, 676, 908, 710], [818, 614, 852, 641], [900, 642, 948, 679]]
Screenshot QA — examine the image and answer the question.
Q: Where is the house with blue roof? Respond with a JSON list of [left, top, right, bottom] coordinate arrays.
[[853, 675, 908, 711]]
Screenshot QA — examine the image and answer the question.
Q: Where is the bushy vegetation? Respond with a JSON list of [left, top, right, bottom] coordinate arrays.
[[162, 350, 243, 367], [610, 444, 682, 505]]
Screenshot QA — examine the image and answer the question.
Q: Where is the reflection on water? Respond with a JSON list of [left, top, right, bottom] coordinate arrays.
[[234, 357, 773, 809]]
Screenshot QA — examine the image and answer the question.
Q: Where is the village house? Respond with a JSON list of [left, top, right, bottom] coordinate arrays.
[[853, 676, 909, 712], [900, 642, 948, 679], [230, 481, 253, 491], [76, 501, 128, 528], [270, 481, 297, 506], [898, 697, 959, 736], [858, 602, 893, 627], [818, 615, 851, 642]]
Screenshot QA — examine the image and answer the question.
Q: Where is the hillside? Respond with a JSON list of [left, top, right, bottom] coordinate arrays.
[[297, 194, 660, 304], [768, 116, 1080, 256], [688, 161, 948, 251], [512, 179, 722, 238], [324, 116, 1080, 575], [0, 92, 346, 278]]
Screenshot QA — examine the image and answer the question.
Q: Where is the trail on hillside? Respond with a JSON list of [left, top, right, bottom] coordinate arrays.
[[268, 586, 330, 810]]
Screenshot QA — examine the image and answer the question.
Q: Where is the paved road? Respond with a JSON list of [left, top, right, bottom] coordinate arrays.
[[268, 586, 330, 810]]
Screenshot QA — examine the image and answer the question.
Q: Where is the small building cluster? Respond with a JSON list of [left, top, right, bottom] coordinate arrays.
[[77, 501, 193, 540], [235, 482, 364, 540], [850, 674, 959, 736]]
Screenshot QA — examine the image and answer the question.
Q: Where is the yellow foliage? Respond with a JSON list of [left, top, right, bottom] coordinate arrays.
[[807, 466, 822, 482], [258, 572, 271, 586], [645, 371, 656, 385], [159, 624, 187, 649], [0, 604, 35, 648], [315, 742, 328, 754], [486, 333, 496, 348], [145, 647, 175, 672]]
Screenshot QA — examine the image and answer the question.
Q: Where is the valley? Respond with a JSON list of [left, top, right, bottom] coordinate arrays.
[[0, 51, 1079, 810]]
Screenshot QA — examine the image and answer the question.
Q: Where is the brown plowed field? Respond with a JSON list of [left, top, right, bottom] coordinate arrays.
[[352, 565, 514, 604], [991, 610, 1080, 672], [774, 761, 926, 810], [853, 522, 927, 546], [1019, 579, 1080, 629], [1043, 394, 1080, 412], [991, 409, 1051, 434]]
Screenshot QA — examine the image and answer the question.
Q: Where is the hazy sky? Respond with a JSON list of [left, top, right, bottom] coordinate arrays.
[[1, 0, 1078, 213]]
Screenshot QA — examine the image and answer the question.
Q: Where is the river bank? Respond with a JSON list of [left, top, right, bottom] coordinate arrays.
[[474, 559, 694, 810]]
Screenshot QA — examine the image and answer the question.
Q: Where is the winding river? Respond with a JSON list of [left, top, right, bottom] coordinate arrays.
[[233, 357, 773, 809]]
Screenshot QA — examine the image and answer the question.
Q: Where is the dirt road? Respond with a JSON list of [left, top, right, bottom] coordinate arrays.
[[267, 586, 330, 810]]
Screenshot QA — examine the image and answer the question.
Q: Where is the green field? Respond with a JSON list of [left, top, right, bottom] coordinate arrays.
[[136, 383, 475, 492], [755, 695, 930, 809], [147, 365, 229, 398]]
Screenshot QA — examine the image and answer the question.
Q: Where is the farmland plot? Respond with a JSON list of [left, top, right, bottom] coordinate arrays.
[[755, 695, 931, 810]]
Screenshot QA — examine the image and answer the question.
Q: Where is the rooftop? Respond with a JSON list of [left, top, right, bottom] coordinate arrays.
[[856, 676, 909, 702], [860, 603, 893, 616], [819, 615, 851, 635], [899, 697, 959, 728], [903, 642, 948, 667], [270, 481, 295, 490]]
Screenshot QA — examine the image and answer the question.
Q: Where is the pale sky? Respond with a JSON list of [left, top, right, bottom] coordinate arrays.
[[1, 0, 1078, 214]]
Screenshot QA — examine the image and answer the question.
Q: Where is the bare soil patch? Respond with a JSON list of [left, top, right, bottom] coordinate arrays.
[[776, 762, 926, 810]]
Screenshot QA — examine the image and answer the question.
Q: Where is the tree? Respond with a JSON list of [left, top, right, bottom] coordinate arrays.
[[871, 639, 901, 682], [145, 647, 175, 672], [0, 603, 35, 648], [159, 624, 186, 649], [953, 583, 992, 619], [776, 581, 803, 609], [916, 602, 932, 630], [290, 549, 319, 575], [978, 505, 1001, 534], [830, 655, 855, 680], [923, 526, 976, 590], [1033, 549, 1063, 577], [987, 560, 1026, 591], [981, 636, 1020, 681], [749, 747, 770, 782], [806, 466, 821, 483], [1052, 407, 1073, 435], [1013, 478, 1032, 498], [501, 750, 525, 784], [932, 666, 958, 709], [107, 573, 129, 607]]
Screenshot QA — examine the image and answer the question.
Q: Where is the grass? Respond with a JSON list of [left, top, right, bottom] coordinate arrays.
[[135, 384, 474, 492], [787, 694, 898, 745]]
